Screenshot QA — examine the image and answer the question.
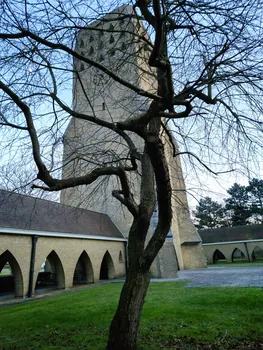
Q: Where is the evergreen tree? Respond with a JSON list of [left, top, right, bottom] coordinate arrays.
[[246, 178, 263, 223], [225, 183, 250, 226], [195, 197, 227, 229]]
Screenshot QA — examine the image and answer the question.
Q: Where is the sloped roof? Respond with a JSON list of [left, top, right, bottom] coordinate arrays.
[[199, 224, 263, 244], [0, 189, 123, 239]]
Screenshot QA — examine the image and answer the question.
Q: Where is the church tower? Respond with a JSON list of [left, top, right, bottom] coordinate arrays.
[[61, 5, 206, 275]]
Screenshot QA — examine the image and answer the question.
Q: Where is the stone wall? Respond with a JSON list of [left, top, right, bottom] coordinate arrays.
[[0, 233, 126, 297], [61, 5, 207, 276], [203, 241, 263, 264]]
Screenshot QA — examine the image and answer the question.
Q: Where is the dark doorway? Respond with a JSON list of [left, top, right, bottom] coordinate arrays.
[[232, 248, 247, 262], [35, 250, 65, 291], [0, 250, 23, 298], [99, 251, 115, 280], [213, 249, 227, 264], [252, 246, 263, 261], [73, 251, 94, 285]]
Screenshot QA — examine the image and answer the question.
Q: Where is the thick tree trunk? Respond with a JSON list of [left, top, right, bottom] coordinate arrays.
[[107, 269, 150, 350]]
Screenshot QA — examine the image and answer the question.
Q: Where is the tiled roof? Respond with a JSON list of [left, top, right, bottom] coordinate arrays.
[[199, 224, 263, 243], [0, 189, 123, 239]]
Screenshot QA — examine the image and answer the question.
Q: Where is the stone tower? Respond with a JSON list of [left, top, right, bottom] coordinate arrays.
[[61, 5, 206, 276]]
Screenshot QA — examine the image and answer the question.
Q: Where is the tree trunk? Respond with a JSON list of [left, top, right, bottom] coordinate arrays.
[[107, 268, 150, 350]]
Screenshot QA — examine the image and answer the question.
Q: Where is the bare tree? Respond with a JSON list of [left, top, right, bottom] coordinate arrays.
[[1, 0, 263, 349]]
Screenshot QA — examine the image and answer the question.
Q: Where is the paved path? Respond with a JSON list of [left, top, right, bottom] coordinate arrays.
[[1, 266, 262, 307], [174, 266, 263, 287]]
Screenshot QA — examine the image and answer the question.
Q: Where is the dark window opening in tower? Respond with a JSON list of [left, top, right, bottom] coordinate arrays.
[[80, 39, 84, 48], [121, 42, 126, 51], [109, 35, 115, 44], [99, 30, 104, 37], [80, 62, 84, 71], [120, 31, 125, 38], [110, 49, 115, 56], [98, 41, 103, 50], [102, 102, 105, 110], [109, 23, 114, 31], [89, 35, 94, 43], [120, 17, 125, 26], [89, 46, 94, 55], [99, 54, 104, 62]]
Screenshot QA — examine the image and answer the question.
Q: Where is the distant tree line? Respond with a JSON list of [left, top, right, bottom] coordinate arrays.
[[194, 179, 263, 229]]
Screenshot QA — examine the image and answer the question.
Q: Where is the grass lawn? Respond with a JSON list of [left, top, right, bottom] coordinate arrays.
[[208, 261, 263, 267], [0, 282, 262, 349], [0, 268, 12, 276]]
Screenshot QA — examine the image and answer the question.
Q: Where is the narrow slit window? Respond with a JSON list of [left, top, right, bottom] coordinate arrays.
[[89, 46, 94, 55], [110, 49, 115, 56], [109, 35, 115, 44], [121, 42, 126, 51]]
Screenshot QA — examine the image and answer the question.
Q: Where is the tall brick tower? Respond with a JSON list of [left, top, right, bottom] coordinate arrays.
[[61, 5, 206, 276]]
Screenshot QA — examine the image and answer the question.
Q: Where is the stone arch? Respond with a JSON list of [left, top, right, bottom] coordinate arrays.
[[73, 251, 94, 285], [100, 251, 115, 280], [252, 246, 263, 261], [35, 250, 65, 290], [232, 248, 247, 263], [213, 249, 226, 264], [0, 250, 24, 297], [119, 251, 124, 264]]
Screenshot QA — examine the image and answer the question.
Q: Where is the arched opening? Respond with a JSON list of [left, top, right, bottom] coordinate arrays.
[[213, 249, 227, 264], [100, 251, 115, 280], [119, 251, 124, 264], [121, 42, 126, 51], [232, 248, 247, 263], [35, 250, 65, 292], [89, 46, 94, 55], [0, 250, 23, 298], [252, 246, 263, 261], [109, 34, 115, 44], [80, 62, 84, 71], [73, 251, 94, 285]]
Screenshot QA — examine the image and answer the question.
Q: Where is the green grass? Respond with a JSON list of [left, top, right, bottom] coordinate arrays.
[[209, 261, 263, 267], [0, 268, 12, 276], [0, 282, 262, 349]]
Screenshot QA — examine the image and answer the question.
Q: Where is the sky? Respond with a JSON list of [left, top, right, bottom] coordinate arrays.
[[0, 0, 262, 212]]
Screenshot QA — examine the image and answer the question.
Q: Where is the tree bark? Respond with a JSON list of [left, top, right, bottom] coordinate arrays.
[[107, 268, 150, 350], [107, 212, 152, 350]]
